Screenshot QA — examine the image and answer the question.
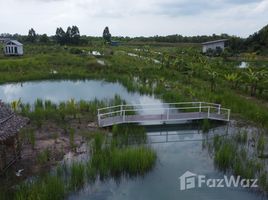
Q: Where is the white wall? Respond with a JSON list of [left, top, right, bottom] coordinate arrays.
[[4, 45, 23, 56], [202, 42, 225, 53]]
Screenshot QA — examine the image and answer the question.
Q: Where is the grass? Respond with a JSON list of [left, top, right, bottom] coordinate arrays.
[[36, 148, 51, 165], [12, 125, 157, 200], [69, 162, 85, 191], [90, 127, 156, 178], [16, 95, 127, 125], [112, 124, 147, 146], [1, 43, 268, 197], [212, 132, 267, 191], [15, 175, 65, 200], [257, 134, 265, 157], [1, 44, 268, 129], [234, 130, 248, 144], [201, 119, 210, 133]]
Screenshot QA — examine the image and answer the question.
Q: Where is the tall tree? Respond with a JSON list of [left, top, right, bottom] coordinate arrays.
[[70, 26, 80, 44], [55, 27, 66, 45], [103, 26, 111, 44], [39, 34, 49, 43], [55, 26, 80, 45], [27, 28, 37, 43]]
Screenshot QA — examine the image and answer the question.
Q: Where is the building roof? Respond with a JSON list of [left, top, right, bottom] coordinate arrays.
[[0, 38, 9, 43], [5, 40, 23, 46], [202, 39, 228, 45], [0, 101, 29, 142]]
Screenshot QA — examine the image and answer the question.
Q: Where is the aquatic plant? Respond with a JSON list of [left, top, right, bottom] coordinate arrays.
[[201, 119, 210, 133], [257, 134, 265, 157], [112, 124, 147, 146], [214, 141, 236, 171], [89, 129, 156, 178], [234, 130, 248, 144], [15, 175, 65, 200], [69, 162, 85, 191]]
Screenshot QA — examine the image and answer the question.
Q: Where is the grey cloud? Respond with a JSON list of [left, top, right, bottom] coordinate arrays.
[[151, 0, 264, 17]]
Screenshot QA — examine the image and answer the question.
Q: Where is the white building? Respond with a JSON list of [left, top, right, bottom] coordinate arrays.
[[202, 39, 227, 53], [3, 40, 23, 56]]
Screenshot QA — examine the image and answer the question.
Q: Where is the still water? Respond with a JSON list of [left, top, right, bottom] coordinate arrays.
[[0, 80, 264, 200], [0, 80, 161, 105], [68, 125, 263, 200]]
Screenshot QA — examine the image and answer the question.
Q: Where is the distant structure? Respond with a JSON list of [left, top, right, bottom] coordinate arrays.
[[0, 38, 9, 43], [111, 41, 119, 46], [202, 39, 228, 53], [3, 40, 23, 56]]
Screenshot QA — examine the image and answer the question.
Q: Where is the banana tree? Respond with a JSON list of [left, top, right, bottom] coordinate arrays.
[[243, 68, 267, 96], [206, 68, 218, 92], [224, 73, 241, 89], [11, 98, 21, 112]]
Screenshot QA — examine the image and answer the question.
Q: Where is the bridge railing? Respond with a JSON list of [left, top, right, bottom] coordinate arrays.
[[97, 102, 231, 127]]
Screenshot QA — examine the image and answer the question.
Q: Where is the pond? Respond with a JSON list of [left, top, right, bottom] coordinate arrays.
[[67, 125, 262, 200], [0, 80, 162, 105], [0, 80, 264, 200]]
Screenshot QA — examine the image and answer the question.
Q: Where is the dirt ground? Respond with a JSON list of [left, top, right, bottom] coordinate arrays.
[[2, 117, 99, 181]]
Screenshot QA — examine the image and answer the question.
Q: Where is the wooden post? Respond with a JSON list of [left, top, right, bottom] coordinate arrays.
[[199, 102, 202, 112], [208, 106, 210, 118]]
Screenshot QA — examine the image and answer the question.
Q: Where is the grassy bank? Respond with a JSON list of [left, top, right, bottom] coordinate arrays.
[[211, 132, 268, 192], [1, 45, 268, 130]]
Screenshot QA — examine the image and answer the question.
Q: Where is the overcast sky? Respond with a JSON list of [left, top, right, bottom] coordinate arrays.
[[0, 0, 268, 37]]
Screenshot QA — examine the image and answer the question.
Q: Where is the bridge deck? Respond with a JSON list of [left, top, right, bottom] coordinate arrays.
[[99, 112, 228, 127]]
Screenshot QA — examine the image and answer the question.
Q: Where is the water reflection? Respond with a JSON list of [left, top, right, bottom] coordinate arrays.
[[68, 124, 262, 200], [0, 80, 161, 105]]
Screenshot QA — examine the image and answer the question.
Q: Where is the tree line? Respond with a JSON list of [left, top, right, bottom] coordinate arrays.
[[1, 24, 267, 54]]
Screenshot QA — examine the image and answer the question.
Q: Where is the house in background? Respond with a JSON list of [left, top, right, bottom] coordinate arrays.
[[202, 39, 228, 53], [3, 40, 23, 56]]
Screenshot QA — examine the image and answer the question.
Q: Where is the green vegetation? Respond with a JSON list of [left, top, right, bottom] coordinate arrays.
[[257, 134, 265, 157], [1, 43, 267, 129], [112, 124, 147, 146], [1, 27, 268, 197], [16, 95, 126, 124], [90, 128, 156, 178], [212, 132, 268, 191], [36, 148, 51, 165], [12, 125, 156, 200], [15, 175, 65, 200], [201, 119, 210, 133]]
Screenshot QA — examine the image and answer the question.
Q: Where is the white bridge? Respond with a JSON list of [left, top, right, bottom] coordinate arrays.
[[97, 102, 231, 127]]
